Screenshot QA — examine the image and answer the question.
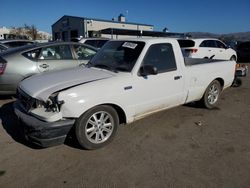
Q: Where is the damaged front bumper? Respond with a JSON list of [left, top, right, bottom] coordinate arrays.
[[14, 101, 75, 147]]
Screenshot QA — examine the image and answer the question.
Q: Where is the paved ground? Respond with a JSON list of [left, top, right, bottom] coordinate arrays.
[[0, 74, 250, 188]]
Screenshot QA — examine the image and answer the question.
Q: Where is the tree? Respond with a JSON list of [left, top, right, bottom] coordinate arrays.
[[24, 24, 38, 40], [9, 24, 39, 40]]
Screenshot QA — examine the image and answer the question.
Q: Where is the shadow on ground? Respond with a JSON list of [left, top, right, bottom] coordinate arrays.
[[184, 101, 221, 110], [0, 101, 42, 149], [64, 134, 83, 150], [0, 170, 6, 177], [0, 100, 82, 150]]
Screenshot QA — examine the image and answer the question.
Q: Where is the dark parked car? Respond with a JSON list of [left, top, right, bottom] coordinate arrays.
[[0, 39, 36, 50], [79, 38, 109, 49], [237, 41, 250, 62], [0, 42, 97, 94], [0, 43, 8, 53]]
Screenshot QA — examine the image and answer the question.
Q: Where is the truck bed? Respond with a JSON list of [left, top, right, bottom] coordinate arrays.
[[184, 57, 225, 66]]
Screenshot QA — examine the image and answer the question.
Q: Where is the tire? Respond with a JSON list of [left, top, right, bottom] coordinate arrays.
[[201, 80, 222, 109], [75, 105, 119, 150]]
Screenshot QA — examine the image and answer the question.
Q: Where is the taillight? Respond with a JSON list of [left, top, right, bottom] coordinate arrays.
[[0, 63, 6, 75], [185, 48, 198, 53]]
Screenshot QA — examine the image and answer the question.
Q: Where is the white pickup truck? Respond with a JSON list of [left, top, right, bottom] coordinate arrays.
[[14, 38, 236, 149]]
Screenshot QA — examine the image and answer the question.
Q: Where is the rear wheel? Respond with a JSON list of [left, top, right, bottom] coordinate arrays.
[[201, 80, 222, 109], [75, 105, 119, 150]]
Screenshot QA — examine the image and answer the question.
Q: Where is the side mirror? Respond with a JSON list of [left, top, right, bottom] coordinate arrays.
[[139, 65, 158, 76]]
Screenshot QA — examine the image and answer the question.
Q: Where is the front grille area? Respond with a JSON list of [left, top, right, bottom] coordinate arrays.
[[17, 89, 36, 112]]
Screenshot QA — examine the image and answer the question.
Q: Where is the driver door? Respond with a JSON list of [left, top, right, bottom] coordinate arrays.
[[133, 43, 185, 118]]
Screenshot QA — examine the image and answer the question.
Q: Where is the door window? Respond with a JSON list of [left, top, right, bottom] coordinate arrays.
[[72, 45, 97, 60], [215, 41, 226, 48], [23, 48, 41, 60], [38, 45, 73, 60], [200, 40, 217, 48], [142, 43, 177, 73]]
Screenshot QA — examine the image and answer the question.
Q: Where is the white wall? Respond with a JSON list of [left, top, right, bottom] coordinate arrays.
[[86, 20, 153, 32], [0, 27, 10, 39]]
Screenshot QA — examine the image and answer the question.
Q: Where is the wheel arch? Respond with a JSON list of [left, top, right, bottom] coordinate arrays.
[[200, 78, 224, 109], [102, 103, 127, 125], [80, 103, 127, 125], [200, 78, 224, 100], [204, 78, 224, 94], [230, 55, 237, 61], [214, 77, 224, 89]]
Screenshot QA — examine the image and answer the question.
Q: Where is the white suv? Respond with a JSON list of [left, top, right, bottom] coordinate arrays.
[[178, 38, 237, 61], [79, 38, 109, 49]]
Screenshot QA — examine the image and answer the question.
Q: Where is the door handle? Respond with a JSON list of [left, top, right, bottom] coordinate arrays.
[[174, 76, 182, 80], [39, 64, 49, 68]]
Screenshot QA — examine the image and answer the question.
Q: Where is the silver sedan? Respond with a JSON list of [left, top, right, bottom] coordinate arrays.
[[0, 42, 97, 94]]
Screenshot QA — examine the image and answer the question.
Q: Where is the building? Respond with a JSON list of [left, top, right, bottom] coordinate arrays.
[[52, 14, 154, 41], [0, 27, 10, 39]]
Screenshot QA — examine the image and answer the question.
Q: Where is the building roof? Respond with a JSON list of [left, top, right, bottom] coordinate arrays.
[[100, 28, 185, 38], [52, 15, 154, 27]]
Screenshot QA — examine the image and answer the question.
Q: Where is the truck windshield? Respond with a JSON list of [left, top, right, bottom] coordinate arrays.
[[88, 41, 145, 72]]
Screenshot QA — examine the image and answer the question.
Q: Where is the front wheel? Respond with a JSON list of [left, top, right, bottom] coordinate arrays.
[[201, 80, 222, 109], [75, 105, 119, 150]]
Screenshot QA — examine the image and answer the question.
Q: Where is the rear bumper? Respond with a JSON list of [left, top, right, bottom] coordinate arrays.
[[0, 83, 17, 94], [14, 101, 75, 147]]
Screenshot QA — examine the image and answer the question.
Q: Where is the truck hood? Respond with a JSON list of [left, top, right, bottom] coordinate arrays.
[[19, 67, 114, 101]]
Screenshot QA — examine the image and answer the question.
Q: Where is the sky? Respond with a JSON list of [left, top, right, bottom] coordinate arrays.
[[0, 0, 249, 34]]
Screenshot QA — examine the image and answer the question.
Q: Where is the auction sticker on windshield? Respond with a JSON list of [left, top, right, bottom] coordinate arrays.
[[122, 42, 138, 49]]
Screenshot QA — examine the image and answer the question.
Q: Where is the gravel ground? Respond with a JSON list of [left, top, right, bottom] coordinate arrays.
[[0, 74, 250, 188]]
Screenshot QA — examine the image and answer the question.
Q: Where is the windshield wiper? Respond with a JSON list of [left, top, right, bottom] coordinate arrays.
[[115, 66, 130, 72], [93, 64, 118, 73]]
